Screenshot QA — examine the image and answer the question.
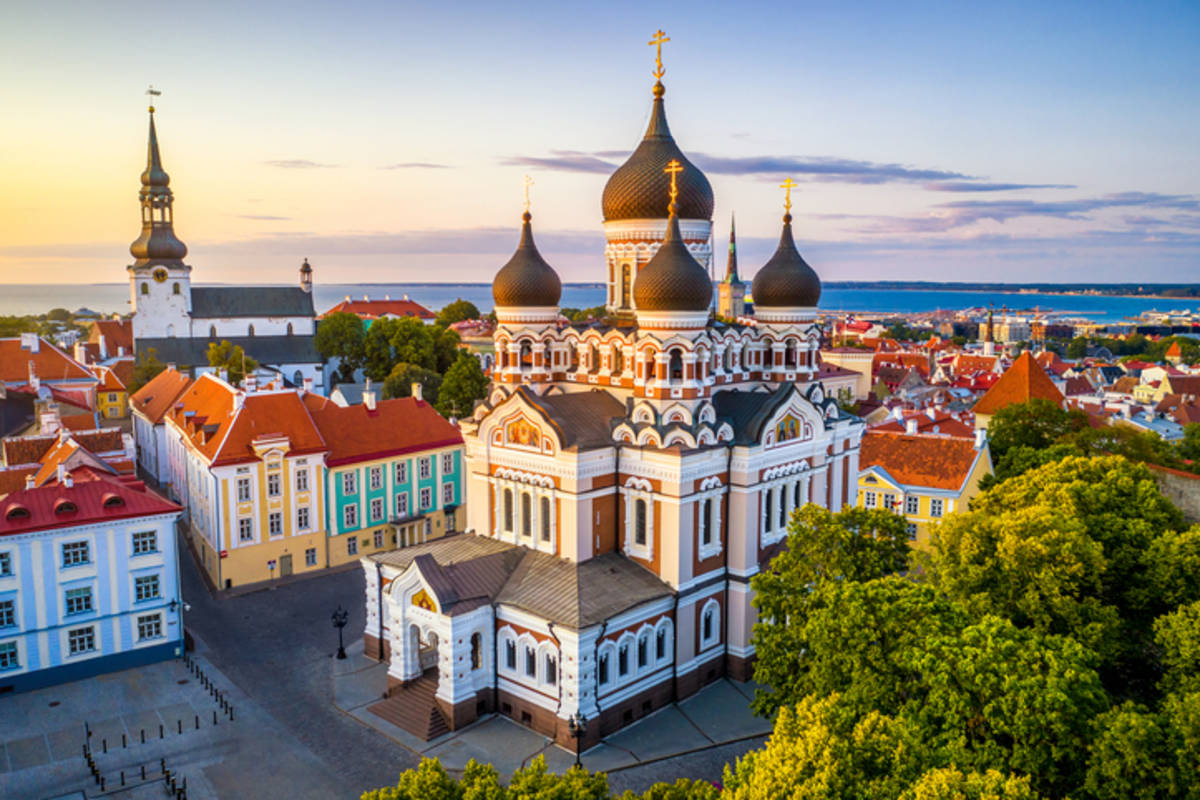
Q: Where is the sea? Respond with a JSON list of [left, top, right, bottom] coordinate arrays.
[[0, 282, 1196, 323]]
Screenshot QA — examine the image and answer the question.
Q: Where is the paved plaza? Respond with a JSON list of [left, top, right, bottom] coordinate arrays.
[[0, 529, 774, 797]]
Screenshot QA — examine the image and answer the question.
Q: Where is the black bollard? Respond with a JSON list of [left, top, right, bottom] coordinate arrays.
[[177, 719, 182, 734], [213, 709, 218, 725], [194, 714, 199, 730], [230, 706, 234, 721], [100, 776, 105, 791], [141, 728, 146, 744], [121, 770, 125, 786], [142, 763, 146, 780], [122, 733, 127, 748], [102, 738, 107, 753]]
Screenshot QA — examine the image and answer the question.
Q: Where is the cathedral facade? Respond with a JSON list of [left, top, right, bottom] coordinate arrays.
[[360, 49, 862, 748]]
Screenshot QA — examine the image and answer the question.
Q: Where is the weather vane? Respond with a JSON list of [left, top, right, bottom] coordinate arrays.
[[780, 177, 799, 213], [146, 84, 161, 112], [664, 159, 683, 206], [649, 29, 670, 80], [523, 174, 534, 214]]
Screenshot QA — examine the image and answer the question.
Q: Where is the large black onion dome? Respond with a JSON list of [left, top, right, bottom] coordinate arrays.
[[751, 214, 821, 308], [633, 205, 713, 312], [492, 212, 562, 307], [602, 83, 714, 222]]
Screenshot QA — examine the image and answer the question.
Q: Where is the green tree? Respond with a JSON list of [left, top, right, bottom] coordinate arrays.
[[363, 317, 402, 381], [1155, 601, 1200, 696], [1141, 526, 1200, 610], [901, 768, 1044, 800], [1179, 423, 1200, 463], [207, 340, 258, 386], [617, 779, 719, 800], [981, 442, 1084, 488], [435, 298, 481, 328], [1084, 703, 1173, 800], [390, 317, 437, 372], [437, 351, 488, 419], [1067, 336, 1089, 359], [506, 756, 610, 799], [46, 307, 72, 322], [314, 311, 365, 383], [985, 398, 1087, 462], [383, 362, 441, 404], [1162, 691, 1200, 798], [128, 347, 167, 393], [433, 326, 462, 373]]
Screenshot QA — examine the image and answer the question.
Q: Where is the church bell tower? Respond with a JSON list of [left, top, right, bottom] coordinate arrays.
[[128, 93, 192, 341]]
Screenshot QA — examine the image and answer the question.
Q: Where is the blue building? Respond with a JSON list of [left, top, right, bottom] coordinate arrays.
[[0, 464, 182, 693]]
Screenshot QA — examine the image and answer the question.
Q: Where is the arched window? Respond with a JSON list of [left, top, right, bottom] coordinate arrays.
[[172, 282, 181, 295], [544, 652, 557, 685], [470, 633, 482, 670], [598, 649, 611, 685], [784, 340, 797, 369], [568, 341, 580, 372], [540, 496, 551, 543], [612, 345, 624, 376], [519, 340, 532, 368], [248, 324, 255, 337], [621, 264, 632, 308], [778, 486, 787, 529], [589, 343, 601, 373], [293, 370, 303, 386], [764, 490, 773, 532], [701, 498, 713, 546], [637, 633, 649, 669], [287, 322, 294, 336], [793, 481, 802, 509], [521, 492, 532, 537], [503, 489, 514, 532], [618, 642, 630, 676], [669, 349, 683, 382], [702, 605, 716, 645], [209, 325, 217, 338], [656, 626, 668, 661], [635, 498, 647, 546], [140, 282, 149, 296], [504, 638, 517, 670]]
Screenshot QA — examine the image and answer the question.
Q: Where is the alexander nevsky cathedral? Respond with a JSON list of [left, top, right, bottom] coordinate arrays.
[[361, 33, 863, 748]]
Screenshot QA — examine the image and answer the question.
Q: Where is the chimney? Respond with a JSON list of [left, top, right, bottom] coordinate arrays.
[[975, 428, 987, 449], [167, 362, 177, 372], [245, 373, 258, 392], [40, 404, 61, 434], [24, 474, 35, 490], [905, 417, 919, 435], [56, 463, 66, 484], [63, 471, 74, 489], [364, 389, 377, 411], [926, 407, 937, 420], [20, 332, 39, 353], [891, 406, 904, 421], [218, 367, 229, 383], [233, 390, 245, 411], [74, 341, 88, 363], [302, 377, 313, 394], [117, 346, 125, 357], [412, 382, 423, 402]]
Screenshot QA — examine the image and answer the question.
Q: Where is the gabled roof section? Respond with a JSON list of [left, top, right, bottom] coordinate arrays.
[[711, 385, 800, 445], [860, 430, 985, 493], [510, 387, 625, 451], [131, 367, 192, 424], [309, 395, 461, 466], [90, 319, 134, 354], [0, 467, 179, 535], [973, 351, 1064, 416], [321, 297, 435, 321], [190, 286, 315, 318], [0, 337, 94, 384]]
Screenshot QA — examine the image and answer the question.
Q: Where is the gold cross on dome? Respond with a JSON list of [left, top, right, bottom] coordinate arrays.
[[649, 29, 670, 79], [664, 159, 684, 204], [522, 174, 534, 213], [780, 177, 799, 212]]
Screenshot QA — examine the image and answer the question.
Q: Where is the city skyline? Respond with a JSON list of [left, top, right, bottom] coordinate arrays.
[[2, 0, 1198, 286]]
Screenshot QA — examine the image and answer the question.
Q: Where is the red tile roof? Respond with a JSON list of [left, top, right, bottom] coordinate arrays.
[[50, 386, 92, 412], [0, 466, 38, 498], [1, 429, 125, 470], [0, 467, 179, 535], [309, 396, 461, 466], [860, 430, 985, 492], [89, 320, 133, 355], [973, 351, 1064, 416], [131, 368, 192, 424], [952, 354, 1000, 375], [872, 410, 974, 438], [873, 352, 930, 377], [0, 338, 94, 384], [1063, 376, 1095, 396], [321, 298, 434, 321], [1036, 351, 1071, 377]]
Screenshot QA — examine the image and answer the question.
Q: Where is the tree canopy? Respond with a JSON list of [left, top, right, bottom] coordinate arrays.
[[314, 311, 365, 383], [127, 347, 166, 393], [437, 351, 488, 419], [206, 340, 258, 386], [435, 299, 481, 328]]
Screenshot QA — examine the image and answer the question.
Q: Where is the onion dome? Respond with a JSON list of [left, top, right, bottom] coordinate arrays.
[[492, 212, 562, 307], [602, 82, 714, 222], [633, 202, 713, 312], [130, 108, 188, 263], [751, 213, 821, 308]]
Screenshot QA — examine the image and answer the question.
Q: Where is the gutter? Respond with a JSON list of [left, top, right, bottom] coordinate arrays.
[[722, 442, 733, 671], [376, 559, 384, 660], [547, 621, 563, 716]]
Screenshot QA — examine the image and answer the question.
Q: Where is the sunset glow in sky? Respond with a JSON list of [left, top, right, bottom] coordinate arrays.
[[2, 0, 1198, 285]]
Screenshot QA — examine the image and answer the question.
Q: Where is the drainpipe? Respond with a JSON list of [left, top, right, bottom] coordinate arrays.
[[491, 602, 500, 710], [375, 560, 384, 661], [613, 443, 623, 556], [722, 443, 734, 674], [548, 621, 563, 718]]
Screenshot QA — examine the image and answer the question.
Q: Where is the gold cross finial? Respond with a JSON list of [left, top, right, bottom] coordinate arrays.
[[664, 159, 683, 207], [522, 174, 534, 214], [649, 29, 670, 79], [146, 84, 161, 113], [780, 177, 799, 213]]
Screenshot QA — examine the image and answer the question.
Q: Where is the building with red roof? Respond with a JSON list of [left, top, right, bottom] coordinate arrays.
[[130, 368, 193, 484], [973, 351, 1065, 429], [321, 295, 435, 324], [0, 465, 182, 693]]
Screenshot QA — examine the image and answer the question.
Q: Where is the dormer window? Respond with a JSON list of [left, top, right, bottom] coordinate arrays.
[[54, 500, 78, 515], [103, 495, 125, 509], [5, 506, 30, 522]]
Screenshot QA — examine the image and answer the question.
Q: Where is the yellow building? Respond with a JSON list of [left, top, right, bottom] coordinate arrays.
[[856, 429, 992, 549], [93, 360, 134, 420]]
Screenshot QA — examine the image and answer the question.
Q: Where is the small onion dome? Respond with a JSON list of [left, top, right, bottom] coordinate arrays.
[[492, 212, 562, 307], [751, 214, 821, 308], [299, 258, 313, 274], [602, 82, 714, 222], [633, 204, 713, 312]]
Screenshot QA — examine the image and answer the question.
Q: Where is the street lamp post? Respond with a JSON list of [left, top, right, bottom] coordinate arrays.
[[567, 711, 587, 768], [331, 605, 349, 660]]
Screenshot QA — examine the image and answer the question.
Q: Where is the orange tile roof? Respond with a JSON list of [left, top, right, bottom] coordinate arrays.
[[873, 410, 974, 438], [873, 352, 930, 377], [0, 466, 38, 498], [60, 413, 99, 432], [973, 351, 1064, 416], [309, 395, 461, 466], [321, 298, 434, 321], [0, 467, 179, 535], [1166, 341, 1183, 357], [860, 430, 984, 492], [131, 368, 192, 424], [89, 320, 133, 354], [0, 338, 94, 384], [953, 354, 1000, 375]]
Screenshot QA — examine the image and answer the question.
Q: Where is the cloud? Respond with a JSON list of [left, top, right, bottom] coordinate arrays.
[[262, 159, 339, 169], [924, 182, 1076, 192], [498, 150, 616, 174], [379, 162, 451, 170], [690, 154, 972, 183], [235, 214, 291, 221], [936, 192, 1200, 226], [196, 226, 605, 257]]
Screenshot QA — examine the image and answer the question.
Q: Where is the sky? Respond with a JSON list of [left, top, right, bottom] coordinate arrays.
[[1, 0, 1198, 287]]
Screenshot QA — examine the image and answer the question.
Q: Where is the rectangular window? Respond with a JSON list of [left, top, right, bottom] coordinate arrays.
[[268, 512, 283, 537], [418, 457, 431, 480], [62, 541, 90, 567], [863, 491, 877, 509], [420, 487, 432, 510], [524, 646, 536, 678], [930, 498, 944, 517], [136, 614, 162, 641], [0, 551, 10, 576], [267, 473, 281, 498], [882, 493, 895, 511], [131, 531, 157, 555], [134, 574, 160, 602], [441, 453, 454, 475], [395, 461, 408, 484], [342, 472, 357, 495], [370, 498, 384, 522], [0, 640, 17, 669], [505, 640, 517, 670], [373, 530, 383, 549], [396, 493, 409, 518], [906, 523, 918, 540], [442, 483, 454, 505], [0, 599, 14, 628], [68, 626, 96, 655], [295, 469, 309, 493], [297, 506, 310, 531], [347, 537, 358, 556], [344, 504, 358, 529], [369, 466, 383, 491], [305, 547, 317, 567], [65, 587, 93, 615], [905, 496, 919, 515], [236, 478, 251, 503], [238, 517, 253, 543]]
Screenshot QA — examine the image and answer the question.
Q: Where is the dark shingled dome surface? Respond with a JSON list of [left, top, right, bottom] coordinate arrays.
[[751, 215, 821, 308], [633, 209, 713, 312], [602, 84, 714, 222], [492, 212, 563, 308]]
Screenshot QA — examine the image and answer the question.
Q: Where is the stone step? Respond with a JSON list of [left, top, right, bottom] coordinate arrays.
[[367, 673, 449, 740]]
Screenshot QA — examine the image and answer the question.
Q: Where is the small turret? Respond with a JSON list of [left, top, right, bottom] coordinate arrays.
[[300, 258, 313, 293]]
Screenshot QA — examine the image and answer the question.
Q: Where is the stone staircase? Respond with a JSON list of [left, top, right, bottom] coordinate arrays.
[[367, 670, 449, 740]]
